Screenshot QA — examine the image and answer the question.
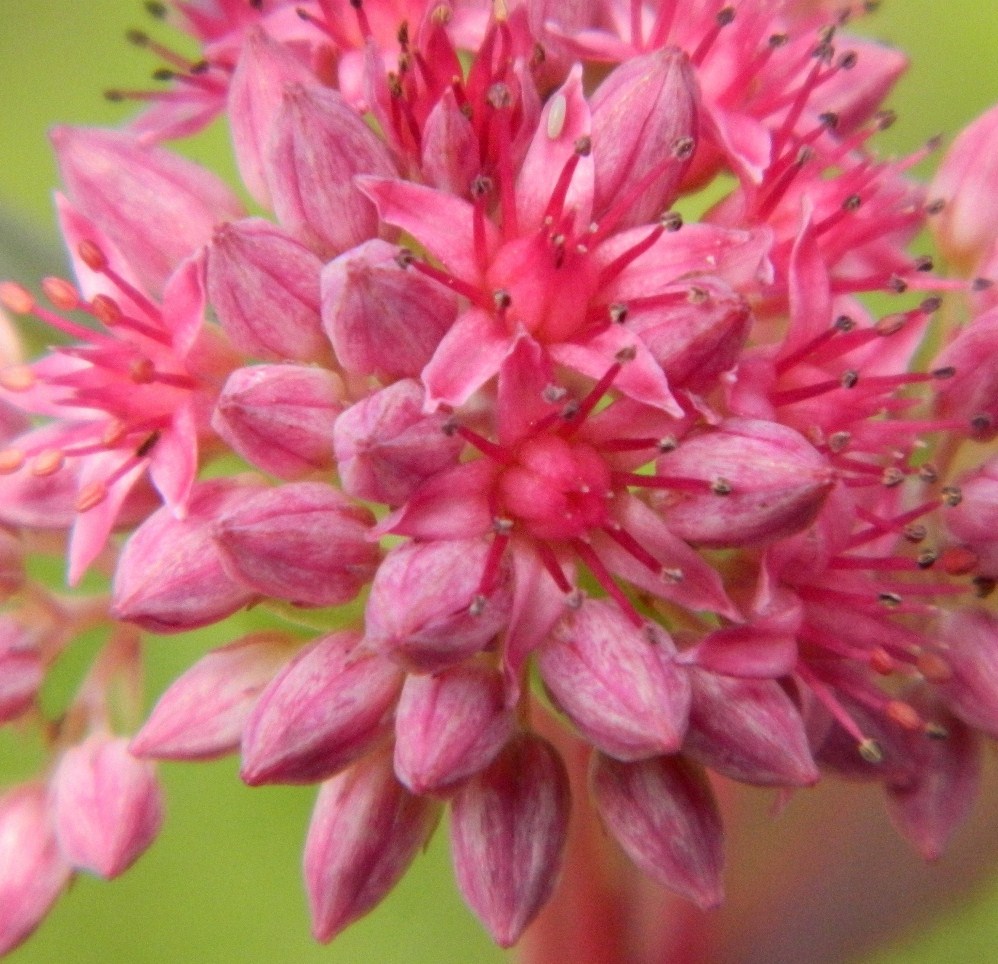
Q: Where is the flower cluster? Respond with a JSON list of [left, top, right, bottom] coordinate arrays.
[[3, 0, 998, 957]]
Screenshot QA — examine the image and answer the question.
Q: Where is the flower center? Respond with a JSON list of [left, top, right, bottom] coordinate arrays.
[[497, 435, 612, 541]]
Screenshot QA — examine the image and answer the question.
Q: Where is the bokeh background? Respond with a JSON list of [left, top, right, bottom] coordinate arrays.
[[1, 2, 997, 962]]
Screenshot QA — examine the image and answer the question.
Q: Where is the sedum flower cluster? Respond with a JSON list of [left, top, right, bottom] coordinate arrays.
[[2, 0, 998, 957]]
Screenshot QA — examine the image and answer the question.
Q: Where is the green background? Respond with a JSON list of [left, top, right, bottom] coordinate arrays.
[[1, 2, 997, 962]]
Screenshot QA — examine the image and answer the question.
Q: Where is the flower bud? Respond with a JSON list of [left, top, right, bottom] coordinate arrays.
[[628, 279, 751, 390], [321, 239, 457, 378], [539, 600, 691, 760], [932, 307, 998, 440], [0, 784, 72, 955], [332, 379, 464, 506], [212, 364, 345, 479], [240, 630, 402, 785], [228, 27, 316, 207], [266, 83, 396, 257], [0, 617, 41, 725], [944, 455, 998, 575], [304, 748, 440, 942], [930, 103, 998, 271], [656, 418, 834, 546], [683, 668, 819, 787], [450, 733, 570, 948], [393, 663, 515, 795], [51, 733, 163, 879], [112, 479, 261, 633], [589, 752, 724, 909], [364, 539, 512, 673], [421, 87, 480, 195], [131, 632, 296, 760], [214, 482, 380, 607], [207, 218, 328, 362], [589, 48, 699, 229], [932, 609, 998, 738], [885, 699, 980, 860], [51, 127, 243, 295]]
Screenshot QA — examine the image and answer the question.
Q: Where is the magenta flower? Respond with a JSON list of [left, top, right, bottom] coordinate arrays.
[[4, 1, 998, 960]]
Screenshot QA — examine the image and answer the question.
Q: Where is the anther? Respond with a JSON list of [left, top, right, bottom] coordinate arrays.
[[0, 282, 36, 314], [91, 294, 123, 327], [917, 463, 938, 483], [819, 111, 839, 130], [0, 450, 26, 474], [394, 247, 416, 269], [834, 314, 856, 331], [717, 6, 736, 25], [971, 413, 995, 434], [886, 700, 921, 731], [126, 28, 150, 46], [840, 369, 859, 388], [129, 358, 156, 384], [0, 366, 35, 392], [878, 591, 902, 607], [493, 289, 512, 310], [924, 722, 949, 740], [144, 1, 167, 17], [881, 467, 905, 487], [671, 136, 696, 160], [768, 33, 789, 47], [838, 50, 858, 69], [972, 277, 994, 292], [842, 194, 862, 212], [152, 68, 175, 81], [492, 517, 514, 535], [916, 549, 938, 569], [874, 109, 897, 130], [487, 82, 512, 109], [828, 431, 851, 452], [565, 589, 584, 609], [469, 594, 487, 616], [917, 651, 953, 683], [710, 477, 733, 496], [657, 436, 678, 453], [939, 545, 977, 575], [914, 255, 934, 272], [574, 135, 592, 156], [857, 738, 883, 764], [542, 384, 568, 403], [925, 198, 945, 215], [660, 211, 683, 231], [615, 345, 637, 363], [920, 296, 943, 314], [662, 567, 684, 583], [940, 485, 962, 507], [75, 481, 108, 513], [32, 449, 65, 477], [973, 576, 996, 598], [903, 523, 927, 543], [135, 430, 161, 458], [887, 275, 909, 293], [77, 239, 108, 271], [42, 277, 80, 311], [931, 366, 956, 379], [608, 303, 628, 324]]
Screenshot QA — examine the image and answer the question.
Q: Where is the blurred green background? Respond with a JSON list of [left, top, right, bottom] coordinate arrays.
[[1, 2, 997, 963]]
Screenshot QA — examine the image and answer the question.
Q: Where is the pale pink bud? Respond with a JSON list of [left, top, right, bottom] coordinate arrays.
[[393, 663, 515, 795], [266, 83, 396, 257], [207, 218, 328, 363], [450, 733, 570, 948], [321, 239, 457, 379], [332, 379, 464, 506], [930, 104, 998, 271], [228, 27, 316, 207], [590, 753, 724, 909], [683, 669, 819, 787], [539, 600, 690, 761], [131, 632, 295, 760], [212, 364, 345, 479], [589, 48, 699, 229], [364, 539, 512, 673], [656, 419, 834, 547], [214, 482, 380, 607], [628, 279, 751, 390], [421, 87, 480, 195], [0, 784, 72, 955], [885, 702, 980, 860], [932, 609, 998, 737], [241, 630, 403, 785], [933, 307, 998, 440], [0, 618, 41, 725], [946, 456, 998, 574], [51, 733, 163, 879], [112, 479, 260, 634], [51, 127, 243, 295], [304, 748, 440, 942]]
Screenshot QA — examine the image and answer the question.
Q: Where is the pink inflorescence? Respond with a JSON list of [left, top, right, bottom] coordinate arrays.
[[3, 0, 998, 957]]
